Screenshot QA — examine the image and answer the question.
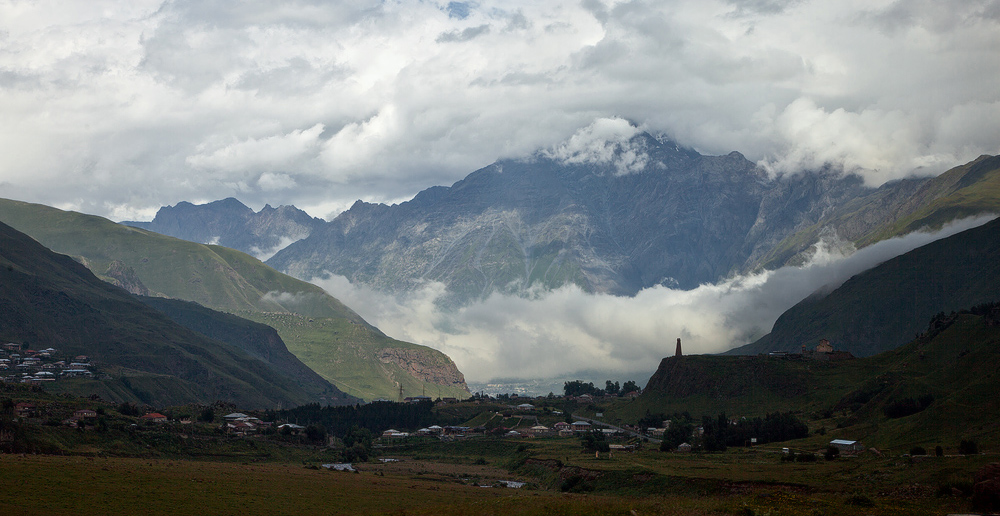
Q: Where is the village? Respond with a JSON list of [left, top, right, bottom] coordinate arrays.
[[0, 342, 94, 385]]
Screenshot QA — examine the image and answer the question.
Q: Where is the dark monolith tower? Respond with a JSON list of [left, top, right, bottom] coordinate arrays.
[[675, 338, 682, 357]]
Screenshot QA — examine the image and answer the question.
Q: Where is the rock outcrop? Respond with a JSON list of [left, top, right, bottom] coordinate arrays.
[[378, 347, 468, 390]]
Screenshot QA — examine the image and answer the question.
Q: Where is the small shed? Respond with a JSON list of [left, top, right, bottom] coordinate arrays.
[[677, 442, 693, 452], [829, 439, 864, 453], [140, 412, 168, 423]]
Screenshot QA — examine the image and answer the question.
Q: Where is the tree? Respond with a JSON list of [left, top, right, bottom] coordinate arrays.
[[564, 380, 600, 397], [959, 439, 978, 455], [305, 424, 328, 444], [661, 418, 693, 451], [198, 406, 215, 423], [605, 380, 620, 396], [621, 380, 640, 394]]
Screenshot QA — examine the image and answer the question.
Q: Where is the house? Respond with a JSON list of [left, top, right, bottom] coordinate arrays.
[[516, 403, 535, 411], [74, 410, 96, 419], [553, 422, 571, 430], [676, 442, 693, 452], [223, 412, 250, 421], [15, 402, 35, 417], [829, 439, 864, 453], [278, 423, 304, 435], [381, 429, 409, 439], [525, 425, 552, 437], [403, 396, 432, 403], [570, 421, 592, 432], [73, 409, 97, 420], [140, 412, 168, 423], [228, 421, 256, 435]]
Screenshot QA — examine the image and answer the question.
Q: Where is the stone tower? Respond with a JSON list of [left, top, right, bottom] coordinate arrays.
[[675, 338, 682, 357]]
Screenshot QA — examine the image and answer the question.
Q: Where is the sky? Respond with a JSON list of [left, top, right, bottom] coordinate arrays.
[[1, 0, 999, 221]]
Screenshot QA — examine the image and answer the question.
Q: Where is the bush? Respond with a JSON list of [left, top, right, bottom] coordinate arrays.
[[795, 452, 817, 462], [959, 440, 978, 455], [824, 446, 840, 461], [883, 394, 934, 419], [909, 446, 926, 456], [935, 445, 944, 457], [845, 494, 875, 507]]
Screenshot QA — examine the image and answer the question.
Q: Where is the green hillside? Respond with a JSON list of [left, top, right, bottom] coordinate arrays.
[[0, 221, 323, 408], [0, 198, 469, 401], [758, 154, 1000, 270], [622, 307, 1000, 449], [135, 296, 352, 404], [732, 215, 1000, 357]]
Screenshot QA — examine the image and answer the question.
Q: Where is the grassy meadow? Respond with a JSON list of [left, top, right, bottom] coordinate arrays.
[[0, 437, 987, 516]]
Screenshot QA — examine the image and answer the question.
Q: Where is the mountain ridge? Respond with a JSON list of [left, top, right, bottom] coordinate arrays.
[[727, 215, 1000, 357], [267, 134, 873, 306], [0, 220, 343, 407], [0, 198, 469, 401]]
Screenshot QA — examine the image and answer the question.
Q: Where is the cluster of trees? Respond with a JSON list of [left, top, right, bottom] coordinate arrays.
[[883, 394, 934, 419], [563, 380, 640, 397], [658, 412, 809, 452], [267, 400, 452, 440]]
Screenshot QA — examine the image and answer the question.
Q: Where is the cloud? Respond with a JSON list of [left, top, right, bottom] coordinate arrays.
[[309, 215, 996, 383], [0, 1, 997, 220], [250, 234, 307, 261], [543, 117, 649, 174]]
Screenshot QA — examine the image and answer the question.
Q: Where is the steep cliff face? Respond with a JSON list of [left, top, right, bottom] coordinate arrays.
[[103, 260, 150, 296], [378, 347, 468, 391]]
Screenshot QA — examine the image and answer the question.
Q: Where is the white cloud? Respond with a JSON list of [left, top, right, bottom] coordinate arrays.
[[0, 0, 996, 220], [544, 117, 649, 174], [309, 215, 995, 383]]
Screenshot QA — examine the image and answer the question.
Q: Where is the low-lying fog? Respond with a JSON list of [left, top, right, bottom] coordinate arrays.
[[310, 216, 995, 390]]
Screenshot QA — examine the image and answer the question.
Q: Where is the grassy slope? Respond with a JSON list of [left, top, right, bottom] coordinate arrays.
[[0, 222, 319, 408], [0, 198, 468, 401], [238, 311, 470, 401], [733, 215, 1000, 357], [622, 311, 1000, 450]]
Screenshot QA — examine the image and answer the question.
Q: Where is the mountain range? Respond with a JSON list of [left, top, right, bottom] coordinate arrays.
[[267, 135, 877, 305], [247, 138, 995, 309], [124, 198, 324, 261]]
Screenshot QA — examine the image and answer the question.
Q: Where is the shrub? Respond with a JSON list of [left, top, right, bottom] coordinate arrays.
[[959, 440, 978, 455], [795, 452, 817, 462], [935, 445, 944, 457], [910, 446, 927, 456], [845, 494, 875, 507], [824, 446, 840, 460], [883, 394, 934, 419]]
